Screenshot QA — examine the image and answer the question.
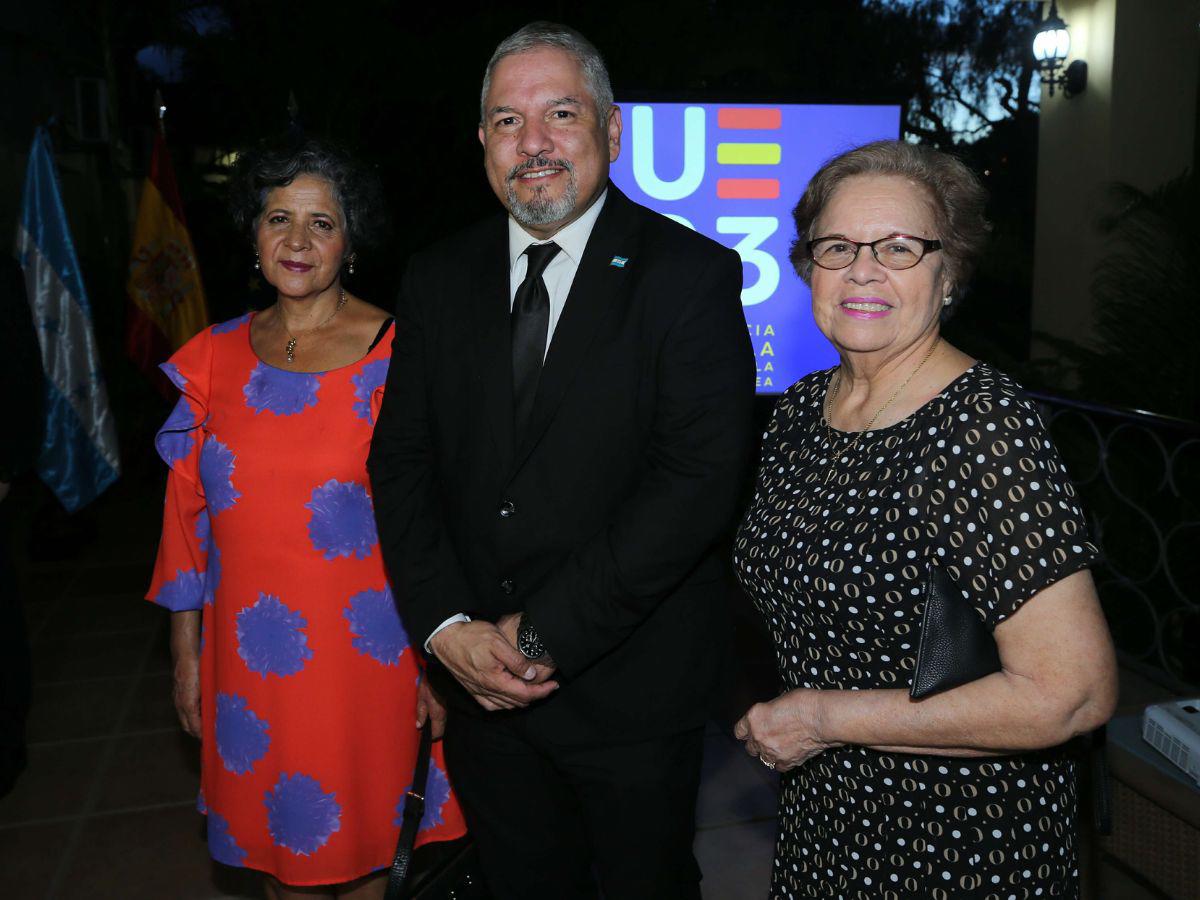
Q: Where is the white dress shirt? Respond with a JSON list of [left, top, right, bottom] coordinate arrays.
[[507, 188, 608, 357], [424, 190, 609, 652]]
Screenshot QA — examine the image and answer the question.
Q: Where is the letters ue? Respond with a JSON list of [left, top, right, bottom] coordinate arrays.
[[628, 105, 781, 308]]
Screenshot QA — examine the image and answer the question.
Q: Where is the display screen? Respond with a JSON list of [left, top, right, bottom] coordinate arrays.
[[610, 102, 901, 393]]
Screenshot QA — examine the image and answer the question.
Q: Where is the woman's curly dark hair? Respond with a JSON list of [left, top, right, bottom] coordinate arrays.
[[228, 135, 389, 255]]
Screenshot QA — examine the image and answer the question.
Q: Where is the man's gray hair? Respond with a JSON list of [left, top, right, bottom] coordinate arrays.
[[480, 22, 614, 124]]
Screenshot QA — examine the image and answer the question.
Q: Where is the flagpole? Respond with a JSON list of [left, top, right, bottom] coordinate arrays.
[[154, 89, 167, 136], [124, 91, 209, 398]]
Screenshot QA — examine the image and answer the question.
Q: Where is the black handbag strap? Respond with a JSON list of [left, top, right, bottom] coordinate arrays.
[[384, 722, 433, 900]]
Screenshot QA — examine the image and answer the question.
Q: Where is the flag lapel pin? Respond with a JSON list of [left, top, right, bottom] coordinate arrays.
[[609, 255, 628, 268]]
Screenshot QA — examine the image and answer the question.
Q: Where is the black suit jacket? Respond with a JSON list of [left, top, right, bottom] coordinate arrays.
[[368, 185, 755, 743]]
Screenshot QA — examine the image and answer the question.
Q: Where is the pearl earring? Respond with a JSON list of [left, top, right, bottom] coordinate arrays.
[[347, 254, 356, 276], [254, 250, 260, 271], [942, 296, 952, 307]]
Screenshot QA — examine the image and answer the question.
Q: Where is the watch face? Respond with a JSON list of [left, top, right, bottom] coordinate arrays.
[[518, 622, 545, 660]]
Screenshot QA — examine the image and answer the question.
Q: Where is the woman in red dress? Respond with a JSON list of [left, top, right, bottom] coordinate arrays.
[[146, 137, 465, 899]]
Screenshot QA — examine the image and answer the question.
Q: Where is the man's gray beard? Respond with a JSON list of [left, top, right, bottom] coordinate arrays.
[[505, 174, 579, 229]]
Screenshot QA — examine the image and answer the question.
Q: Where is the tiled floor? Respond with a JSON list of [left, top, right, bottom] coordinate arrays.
[[0, 476, 1167, 899]]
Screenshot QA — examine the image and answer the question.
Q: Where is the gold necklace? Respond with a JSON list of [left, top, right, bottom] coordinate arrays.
[[823, 336, 941, 484], [281, 287, 347, 364]]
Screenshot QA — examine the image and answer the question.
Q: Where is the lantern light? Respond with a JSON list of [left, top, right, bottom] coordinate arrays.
[[1033, 1, 1087, 98]]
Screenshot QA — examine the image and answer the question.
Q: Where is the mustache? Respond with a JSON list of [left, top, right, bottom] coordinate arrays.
[[506, 157, 574, 181]]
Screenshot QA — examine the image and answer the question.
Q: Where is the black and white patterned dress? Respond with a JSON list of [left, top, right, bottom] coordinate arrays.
[[734, 363, 1099, 900]]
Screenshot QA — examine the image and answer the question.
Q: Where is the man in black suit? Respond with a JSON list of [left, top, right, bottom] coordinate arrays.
[[368, 21, 754, 899]]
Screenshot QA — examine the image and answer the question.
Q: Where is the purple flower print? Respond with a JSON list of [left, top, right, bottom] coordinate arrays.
[[343, 587, 408, 665], [236, 593, 313, 678], [156, 396, 199, 468], [152, 567, 205, 611], [160, 361, 187, 391], [196, 510, 221, 606], [395, 757, 451, 831], [305, 480, 378, 560], [212, 312, 251, 335], [199, 437, 241, 514], [243, 363, 322, 416], [351, 358, 390, 423], [265, 773, 342, 856], [215, 693, 271, 775], [207, 809, 247, 867]]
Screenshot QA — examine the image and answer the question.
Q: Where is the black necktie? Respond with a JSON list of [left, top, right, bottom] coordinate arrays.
[[511, 242, 561, 439]]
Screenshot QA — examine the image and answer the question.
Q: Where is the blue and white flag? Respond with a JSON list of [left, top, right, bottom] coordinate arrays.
[[14, 127, 120, 511]]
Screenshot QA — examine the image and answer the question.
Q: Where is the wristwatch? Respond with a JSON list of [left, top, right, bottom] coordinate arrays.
[[516, 615, 547, 661]]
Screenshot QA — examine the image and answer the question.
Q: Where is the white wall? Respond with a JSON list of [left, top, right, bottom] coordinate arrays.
[[1031, 0, 1198, 360]]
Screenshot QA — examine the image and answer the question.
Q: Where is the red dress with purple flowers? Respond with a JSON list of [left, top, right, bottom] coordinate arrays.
[[146, 313, 465, 885]]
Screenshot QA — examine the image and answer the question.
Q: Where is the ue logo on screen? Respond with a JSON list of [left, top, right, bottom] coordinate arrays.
[[628, 106, 782, 307]]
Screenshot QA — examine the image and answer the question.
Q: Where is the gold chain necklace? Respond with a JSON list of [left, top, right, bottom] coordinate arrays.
[[823, 336, 941, 484], [281, 286, 347, 364]]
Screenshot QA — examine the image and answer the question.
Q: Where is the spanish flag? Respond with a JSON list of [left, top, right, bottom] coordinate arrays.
[[125, 131, 208, 395]]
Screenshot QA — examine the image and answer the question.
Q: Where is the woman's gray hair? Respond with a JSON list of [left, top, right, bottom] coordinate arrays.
[[789, 140, 992, 312], [480, 22, 613, 124]]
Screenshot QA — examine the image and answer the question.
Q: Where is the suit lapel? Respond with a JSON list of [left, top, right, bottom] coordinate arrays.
[[470, 215, 515, 469], [512, 185, 643, 470]]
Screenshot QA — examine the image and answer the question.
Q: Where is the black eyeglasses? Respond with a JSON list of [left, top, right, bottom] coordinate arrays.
[[807, 234, 943, 271]]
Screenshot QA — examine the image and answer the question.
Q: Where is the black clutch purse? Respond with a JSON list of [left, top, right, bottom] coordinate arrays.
[[910, 563, 1002, 700]]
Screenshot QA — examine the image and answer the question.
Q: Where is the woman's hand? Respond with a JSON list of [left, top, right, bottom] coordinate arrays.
[[416, 675, 448, 740], [169, 610, 202, 739], [172, 652, 202, 738], [734, 689, 836, 773]]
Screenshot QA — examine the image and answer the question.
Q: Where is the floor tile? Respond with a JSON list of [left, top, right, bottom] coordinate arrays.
[[122, 672, 185, 733], [94, 730, 200, 812], [26, 678, 134, 744], [40, 593, 161, 638], [0, 738, 106, 825], [696, 733, 779, 829], [57, 805, 260, 900], [32, 632, 151, 684], [0, 820, 75, 898], [696, 818, 777, 900]]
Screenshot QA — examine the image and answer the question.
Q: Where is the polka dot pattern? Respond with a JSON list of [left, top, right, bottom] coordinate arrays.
[[734, 363, 1098, 899]]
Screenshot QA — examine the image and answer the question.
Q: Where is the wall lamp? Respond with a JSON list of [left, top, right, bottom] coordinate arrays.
[[1033, 0, 1088, 98]]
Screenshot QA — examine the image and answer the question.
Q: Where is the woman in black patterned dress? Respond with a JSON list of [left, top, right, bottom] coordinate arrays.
[[732, 141, 1117, 900]]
